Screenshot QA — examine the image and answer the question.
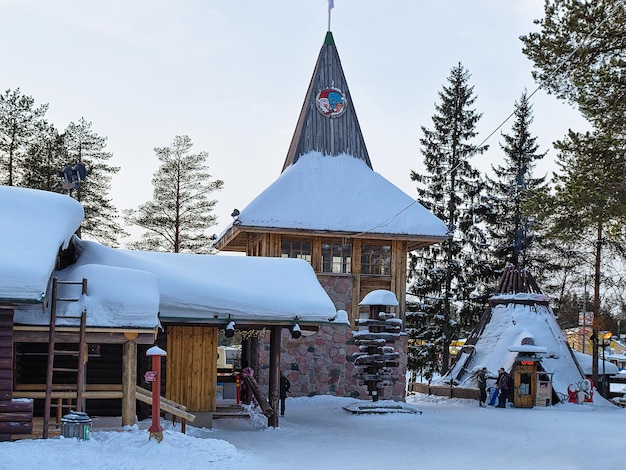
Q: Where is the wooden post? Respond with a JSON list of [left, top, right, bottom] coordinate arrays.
[[122, 335, 137, 426], [268, 326, 281, 427], [147, 346, 167, 442]]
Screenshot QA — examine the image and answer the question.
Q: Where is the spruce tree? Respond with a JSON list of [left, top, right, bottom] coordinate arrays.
[[0, 88, 48, 186], [407, 63, 490, 377], [125, 135, 224, 254], [63, 118, 125, 247], [484, 91, 547, 273]]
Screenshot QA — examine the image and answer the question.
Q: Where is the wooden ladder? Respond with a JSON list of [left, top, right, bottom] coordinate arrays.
[[43, 278, 88, 439]]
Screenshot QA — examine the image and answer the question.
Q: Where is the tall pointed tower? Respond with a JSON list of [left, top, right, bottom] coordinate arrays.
[[215, 29, 446, 400], [282, 31, 371, 170]]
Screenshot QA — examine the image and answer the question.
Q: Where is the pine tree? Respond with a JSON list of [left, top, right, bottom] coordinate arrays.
[[546, 128, 626, 388], [521, 0, 626, 133], [63, 118, 125, 247], [407, 63, 490, 376], [125, 135, 224, 254], [484, 91, 547, 274], [0, 88, 48, 186], [22, 121, 67, 191]]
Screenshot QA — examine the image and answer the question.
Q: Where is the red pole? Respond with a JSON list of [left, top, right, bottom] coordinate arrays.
[[147, 346, 167, 442]]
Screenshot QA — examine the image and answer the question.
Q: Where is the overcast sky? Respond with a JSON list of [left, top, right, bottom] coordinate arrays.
[[1, 0, 589, 239]]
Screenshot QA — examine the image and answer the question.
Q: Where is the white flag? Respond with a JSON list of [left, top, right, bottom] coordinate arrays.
[[328, 0, 334, 11]]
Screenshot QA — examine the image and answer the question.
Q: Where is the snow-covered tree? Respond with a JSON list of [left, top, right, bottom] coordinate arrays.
[[407, 63, 490, 376], [125, 135, 223, 254]]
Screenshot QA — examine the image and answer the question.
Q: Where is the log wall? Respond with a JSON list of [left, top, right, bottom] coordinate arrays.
[[0, 308, 34, 440]]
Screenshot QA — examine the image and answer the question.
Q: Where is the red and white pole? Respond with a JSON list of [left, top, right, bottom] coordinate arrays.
[[146, 345, 167, 442]]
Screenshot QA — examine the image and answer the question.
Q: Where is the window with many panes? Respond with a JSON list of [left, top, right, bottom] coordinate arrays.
[[361, 244, 391, 275], [280, 240, 312, 263], [322, 241, 351, 273]]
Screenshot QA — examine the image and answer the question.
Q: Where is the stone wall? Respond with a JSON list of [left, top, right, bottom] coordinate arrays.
[[258, 325, 407, 401]]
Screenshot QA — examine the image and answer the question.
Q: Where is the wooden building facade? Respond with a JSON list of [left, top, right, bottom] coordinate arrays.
[[215, 31, 446, 400]]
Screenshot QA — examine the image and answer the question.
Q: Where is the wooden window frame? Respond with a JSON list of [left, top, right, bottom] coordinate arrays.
[[360, 243, 391, 276], [321, 241, 352, 274]]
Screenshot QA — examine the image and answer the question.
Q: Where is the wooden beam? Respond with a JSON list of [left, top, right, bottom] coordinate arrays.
[[136, 386, 196, 423], [13, 391, 123, 399], [122, 339, 137, 427], [268, 326, 280, 427]]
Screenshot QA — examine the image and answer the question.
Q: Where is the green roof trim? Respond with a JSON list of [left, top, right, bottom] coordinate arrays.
[[324, 31, 334, 45]]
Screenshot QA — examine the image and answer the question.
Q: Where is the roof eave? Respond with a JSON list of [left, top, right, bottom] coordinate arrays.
[[215, 224, 446, 252]]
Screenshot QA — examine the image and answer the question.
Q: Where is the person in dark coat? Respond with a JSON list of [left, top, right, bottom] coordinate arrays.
[[477, 367, 488, 407], [280, 372, 291, 416], [496, 368, 510, 408]]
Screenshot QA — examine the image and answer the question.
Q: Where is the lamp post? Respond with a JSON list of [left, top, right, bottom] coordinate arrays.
[[146, 345, 167, 442], [599, 333, 611, 398]]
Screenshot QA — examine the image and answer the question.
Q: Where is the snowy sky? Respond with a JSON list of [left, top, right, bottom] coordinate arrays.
[[1, 393, 624, 470], [0, 1, 590, 239]]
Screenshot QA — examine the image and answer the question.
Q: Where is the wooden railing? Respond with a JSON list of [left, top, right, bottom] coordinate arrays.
[[13, 384, 195, 434], [135, 386, 195, 433]]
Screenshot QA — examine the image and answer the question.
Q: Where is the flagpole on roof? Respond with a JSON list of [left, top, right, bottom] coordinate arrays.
[[327, 0, 334, 31]]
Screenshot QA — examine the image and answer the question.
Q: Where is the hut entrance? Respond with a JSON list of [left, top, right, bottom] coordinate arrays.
[[512, 361, 536, 408]]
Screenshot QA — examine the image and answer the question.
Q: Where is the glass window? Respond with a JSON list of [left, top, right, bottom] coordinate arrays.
[[280, 240, 312, 263], [322, 242, 351, 273], [361, 244, 391, 275]]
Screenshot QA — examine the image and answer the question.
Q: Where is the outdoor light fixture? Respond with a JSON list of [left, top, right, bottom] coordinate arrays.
[[290, 323, 302, 339], [56, 162, 87, 195], [231, 209, 242, 226], [225, 321, 236, 338]]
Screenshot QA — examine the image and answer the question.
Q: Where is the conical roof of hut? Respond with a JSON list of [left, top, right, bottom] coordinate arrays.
[[434, 266, 606, 402], [282, 31, 371, 171]]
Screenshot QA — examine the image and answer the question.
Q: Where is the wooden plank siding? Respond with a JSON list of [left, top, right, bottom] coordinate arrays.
[[166, 326, 217, 412]]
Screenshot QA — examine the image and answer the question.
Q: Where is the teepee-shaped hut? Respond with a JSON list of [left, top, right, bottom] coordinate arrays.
[[418, 266, 608, 406]]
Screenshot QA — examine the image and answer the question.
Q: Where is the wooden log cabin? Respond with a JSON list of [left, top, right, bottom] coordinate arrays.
[[1, 185, 342, 437], [214, 30, 447, 400]]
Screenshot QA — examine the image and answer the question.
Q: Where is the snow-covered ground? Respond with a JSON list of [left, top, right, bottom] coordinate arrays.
[[1, 393, 624, 470]]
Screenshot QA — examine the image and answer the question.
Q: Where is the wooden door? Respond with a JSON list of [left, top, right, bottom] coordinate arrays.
[[513, 363, 536, 408], [166, 326, 217, 412]]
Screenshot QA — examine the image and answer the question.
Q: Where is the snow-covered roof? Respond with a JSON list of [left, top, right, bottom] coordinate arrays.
[[220, 152, 448, 239], [573, 350, 620, 376], [4, 186, 339, 329], [15, 238, 340, 328], [0, 185, 83, 303]]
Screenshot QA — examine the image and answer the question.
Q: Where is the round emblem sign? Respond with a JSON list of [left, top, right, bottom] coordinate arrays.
[[316, 87, 347, 118]]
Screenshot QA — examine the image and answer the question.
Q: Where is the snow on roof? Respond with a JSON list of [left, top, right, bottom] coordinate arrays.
[[0, 185, 83, 303], [64, 239, 339, 325], [5, 186, 339, 329], [16, 238, 340, 328], [573, 350, 620, 376], [227, 152, 448, 237], [359, 289, 399, 307], [445, 301, 588, 397]]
